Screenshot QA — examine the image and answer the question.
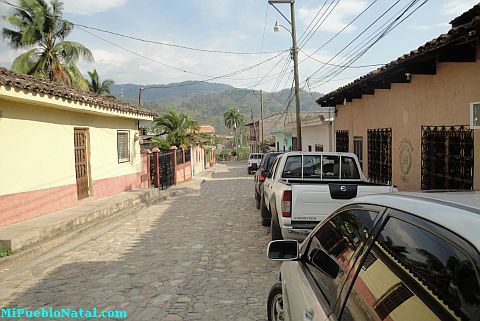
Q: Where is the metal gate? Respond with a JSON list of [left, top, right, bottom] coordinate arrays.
[[74, 128, 90, 199], [367, 128, 392, 185], [421, 126, 473, 190], [150, 151, 175, 190]]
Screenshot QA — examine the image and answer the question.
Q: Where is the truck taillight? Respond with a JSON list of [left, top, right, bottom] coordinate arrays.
[[281, 190, 292, 217], [259, 174, 265, 182]]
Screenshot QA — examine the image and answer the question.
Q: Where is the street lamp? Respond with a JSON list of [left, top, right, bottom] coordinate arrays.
[[268, 0, 302, 151]]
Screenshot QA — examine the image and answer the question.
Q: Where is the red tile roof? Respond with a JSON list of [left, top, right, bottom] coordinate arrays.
[[317, 4, 480, 106], [0, 67, 155, 117]]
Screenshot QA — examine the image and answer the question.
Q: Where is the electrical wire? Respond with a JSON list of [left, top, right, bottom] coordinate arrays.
[[297, 0, 329, 44], [74, 23, 287, 55]]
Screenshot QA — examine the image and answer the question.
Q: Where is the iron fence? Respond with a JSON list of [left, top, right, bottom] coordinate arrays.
[[421, 125, 473, 190], [185, 148, 191, 163], [150, 151, 175, 190], [176, 148, 184, 165], [367, 128, 392, 185], [336, 130, 349, 152]]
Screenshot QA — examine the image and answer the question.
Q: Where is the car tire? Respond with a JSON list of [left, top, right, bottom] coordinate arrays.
[[271, 210, 283, 240], [256, 196, 260, 209], [267, 283, 284, 321], [260, 193, 271, 225]]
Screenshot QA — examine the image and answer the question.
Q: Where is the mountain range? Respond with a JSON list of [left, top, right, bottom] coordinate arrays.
[[110, 82, 323, 133]]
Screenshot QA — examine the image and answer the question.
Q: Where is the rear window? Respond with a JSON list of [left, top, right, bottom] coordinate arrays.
[[249, 154, 262, 159], [263, 153, 282, 170], [281, 155, 361, 179]]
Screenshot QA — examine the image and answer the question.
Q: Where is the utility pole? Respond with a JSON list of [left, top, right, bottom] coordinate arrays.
[[260, 90, 264, 144], [269, 0, 302, 151], [138, 87, 143, 106]]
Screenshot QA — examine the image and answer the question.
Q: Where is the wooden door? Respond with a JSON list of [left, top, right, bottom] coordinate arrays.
[[74, 129, 90, 200]]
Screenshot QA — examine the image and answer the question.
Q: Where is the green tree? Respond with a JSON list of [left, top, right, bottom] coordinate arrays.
[[2, 0, 93, 89], [224, 107, 245, 154], [153, 110, 200, 149], [86, 69, 114, 95]]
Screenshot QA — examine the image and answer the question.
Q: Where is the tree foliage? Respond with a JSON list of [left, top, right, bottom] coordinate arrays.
[[87, 69, 114, 95], [153, 110, 200, 149], [2, 0, 93, 89]]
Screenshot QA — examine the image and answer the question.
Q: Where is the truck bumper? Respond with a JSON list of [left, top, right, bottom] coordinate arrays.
[[281, 226, 312, 241]]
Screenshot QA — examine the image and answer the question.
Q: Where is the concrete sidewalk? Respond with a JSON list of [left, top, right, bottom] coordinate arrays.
[[0, 168, 215, 270]]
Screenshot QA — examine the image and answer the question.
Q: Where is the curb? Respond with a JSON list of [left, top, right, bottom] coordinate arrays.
[[0, 178, 205, 272]]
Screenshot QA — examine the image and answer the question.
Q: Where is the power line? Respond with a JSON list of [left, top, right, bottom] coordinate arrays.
[[298, 0, 342, 49], [74, 23, 287, 56], [309, 0, 429, 89], [254, 3, 270, 89], [297, 0, 329, 44]]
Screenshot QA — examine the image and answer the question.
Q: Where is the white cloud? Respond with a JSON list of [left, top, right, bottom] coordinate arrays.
[[63, 0, 127, 15], [298, 0, 368, 34], [441, 0, 478, 16]]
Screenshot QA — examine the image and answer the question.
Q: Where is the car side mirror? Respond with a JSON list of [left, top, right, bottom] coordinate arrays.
[[310, 249, 339, 279], [267, 240, 299, 261]]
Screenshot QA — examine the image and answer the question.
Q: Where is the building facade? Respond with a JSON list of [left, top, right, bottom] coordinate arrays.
[[0, 68, 155, 226], [317, 6, 480, 191]]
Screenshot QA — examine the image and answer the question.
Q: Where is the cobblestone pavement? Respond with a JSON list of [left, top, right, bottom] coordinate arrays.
[[0, 163, 280, 320]]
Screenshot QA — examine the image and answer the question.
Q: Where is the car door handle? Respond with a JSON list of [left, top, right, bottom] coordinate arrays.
[[304, 308, 314, 321]]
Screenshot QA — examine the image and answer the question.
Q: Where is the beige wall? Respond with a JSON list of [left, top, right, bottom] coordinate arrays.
[[334, 61, 480, 190], [0, 98, 141, 196]]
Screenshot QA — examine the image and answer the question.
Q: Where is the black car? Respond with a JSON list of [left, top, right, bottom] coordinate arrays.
[[254, 152, 283, 210]]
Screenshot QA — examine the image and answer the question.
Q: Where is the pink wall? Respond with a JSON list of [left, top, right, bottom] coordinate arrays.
[[334, 61, 480, 190], [0, 172, 144, 227]]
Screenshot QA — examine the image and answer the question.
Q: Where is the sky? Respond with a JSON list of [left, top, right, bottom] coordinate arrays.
[[0, 0, 478, 95]]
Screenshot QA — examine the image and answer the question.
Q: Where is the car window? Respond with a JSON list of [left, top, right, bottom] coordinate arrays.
[[265, 154, 279, 170], [282, 155, 302, 178], [340, 156, 360, 179], [322, 155, 340, 179], [306, 209, 378, 307], [341, 215, 480, 321], [303, 155, 322, 178], [270, 157, 280, 179]]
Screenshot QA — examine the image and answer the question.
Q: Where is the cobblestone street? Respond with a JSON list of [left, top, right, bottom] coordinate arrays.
[[0, 163, 280, 320]]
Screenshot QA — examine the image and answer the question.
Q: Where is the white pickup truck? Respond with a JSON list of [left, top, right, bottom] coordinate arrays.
[[261, 152, 397, 241]]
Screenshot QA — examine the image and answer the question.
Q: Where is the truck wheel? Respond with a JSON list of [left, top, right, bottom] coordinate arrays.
[[271, 211, 283, 240], [260, 194, 271, 226], [267, 283, 284, 321]]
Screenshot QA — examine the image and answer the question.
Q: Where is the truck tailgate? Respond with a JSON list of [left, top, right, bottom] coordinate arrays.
[[291, 183, 394, 226]]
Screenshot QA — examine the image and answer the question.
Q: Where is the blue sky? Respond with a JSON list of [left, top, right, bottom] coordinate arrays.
[[0, 0, 478, 94]]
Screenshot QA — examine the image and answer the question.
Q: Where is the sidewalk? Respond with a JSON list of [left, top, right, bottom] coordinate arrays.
[[0, 168, 215, 270]]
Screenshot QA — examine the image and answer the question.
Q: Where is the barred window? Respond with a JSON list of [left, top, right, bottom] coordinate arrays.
[[117, 130, 130, 163], [336, 130, 349, 152]]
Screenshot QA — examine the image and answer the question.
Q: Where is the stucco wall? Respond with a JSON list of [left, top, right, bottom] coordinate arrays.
[[0, 99, 140, 196], [334, 61, 480, 190], [302, 124, 331, 152]]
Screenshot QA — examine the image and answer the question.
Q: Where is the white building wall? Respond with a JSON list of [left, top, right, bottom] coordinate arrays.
[[301, 123, 332, 152]]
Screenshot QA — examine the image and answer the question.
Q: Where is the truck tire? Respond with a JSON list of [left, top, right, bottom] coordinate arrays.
[[260, 194, 271, 226], [255, 191, 261, 209], [267, 283, 284, 321], [271, 210, 283, 240]]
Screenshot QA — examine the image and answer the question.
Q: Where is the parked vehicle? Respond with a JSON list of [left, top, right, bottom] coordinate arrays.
[[247, 153, 263, 174], [261, 152, 396, 241], [254, 152, 283, 210], [266, 192, 480, 321]]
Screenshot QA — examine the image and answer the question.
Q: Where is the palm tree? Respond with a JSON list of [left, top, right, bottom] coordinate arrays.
[[153, 110, 200, 149], [2, 0, 94, 89], [224, 107, 245, 154], [87, 70, 114, 95]]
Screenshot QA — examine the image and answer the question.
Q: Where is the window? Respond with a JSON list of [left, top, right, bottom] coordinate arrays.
[[315, 144, 324, 152], [421, 125, 473, 190], [117, 130, 130, 163], [303, 155, 321, 178], [341, 215, 480, 321], [306, 209, 378, 307], [471, 102, 480, 129], [341, 156, 361, 179], [322, 155, 340, 179], [367, 128, 392, 184], [336, 130, 349, 152], [353, 137, 363, 170], [308, 145, 312, 152], [282, 155, 302, 178], [270, 157, 280, 179]]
